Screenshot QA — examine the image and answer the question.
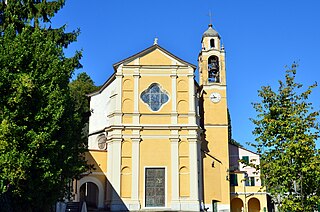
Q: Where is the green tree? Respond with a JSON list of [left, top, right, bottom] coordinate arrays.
[[227, 108, 243, 147], [69, 72, 99, 138], [251, 63, 320, 211], [0, 1, 88, 211], [229, 138, 243, 148]]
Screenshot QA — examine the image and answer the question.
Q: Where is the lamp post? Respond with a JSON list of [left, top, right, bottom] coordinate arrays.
[[243, 173, 248, 212]]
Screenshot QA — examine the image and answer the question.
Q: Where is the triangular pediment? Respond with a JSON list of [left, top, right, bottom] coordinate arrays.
[[113, 44, 196, 70]]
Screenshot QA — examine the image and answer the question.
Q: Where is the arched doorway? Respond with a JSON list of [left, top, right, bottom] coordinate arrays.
[[248, 197, 260, 212], [80, 182, 99, 209], [77, 176, 104, 208], [231, 198, 243, 212]]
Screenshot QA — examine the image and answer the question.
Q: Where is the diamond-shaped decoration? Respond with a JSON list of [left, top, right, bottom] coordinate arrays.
[[140, 83, 169, 111]]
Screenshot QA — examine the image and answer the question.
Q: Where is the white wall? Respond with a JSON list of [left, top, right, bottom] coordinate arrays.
[[88, 79, 117, 150], [229, 144, 261, 186]]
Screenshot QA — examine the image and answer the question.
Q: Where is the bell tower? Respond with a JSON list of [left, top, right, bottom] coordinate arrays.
[[199, 24, 230, 211], [199, 24, 226, 86]]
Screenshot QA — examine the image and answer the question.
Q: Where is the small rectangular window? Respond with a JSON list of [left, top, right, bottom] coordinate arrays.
[[245, 177, 255, 186], [210, 39, 215, 48], [245, 178, 250, 186], [250, 177, 255, 186], [242, 156, 249, 164]]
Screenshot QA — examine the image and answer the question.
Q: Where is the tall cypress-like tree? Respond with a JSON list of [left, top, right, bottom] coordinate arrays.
[[69, 72, 99, 139], [0, 1, 88, 211], [251, 64, 320, 211]]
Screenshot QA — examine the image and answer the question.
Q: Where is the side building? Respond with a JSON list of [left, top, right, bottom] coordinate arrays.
[[229, 143, 273, 212]]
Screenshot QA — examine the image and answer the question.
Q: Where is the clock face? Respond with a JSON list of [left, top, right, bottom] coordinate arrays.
[[210, 92, 221, 103]]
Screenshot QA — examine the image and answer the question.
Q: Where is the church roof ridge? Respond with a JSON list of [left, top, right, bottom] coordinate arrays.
[[113, 43, 196, 71]]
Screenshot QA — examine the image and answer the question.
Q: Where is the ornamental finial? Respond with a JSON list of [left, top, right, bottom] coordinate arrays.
[[154, 37, 158, 45]]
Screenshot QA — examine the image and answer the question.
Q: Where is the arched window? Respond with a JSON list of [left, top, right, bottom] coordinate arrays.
[[210, 39, 215, 48], [208, 56, 220, 83]]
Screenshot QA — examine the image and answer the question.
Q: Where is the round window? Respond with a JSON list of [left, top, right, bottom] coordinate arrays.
[[97, 134, 107, 150]]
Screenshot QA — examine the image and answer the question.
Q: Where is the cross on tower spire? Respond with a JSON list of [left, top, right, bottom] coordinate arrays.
[[208, 10, 213, 27]]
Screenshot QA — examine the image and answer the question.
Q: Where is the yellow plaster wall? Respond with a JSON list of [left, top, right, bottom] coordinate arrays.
[[140, 129, 169, 136], [123, 78, 134, 90], [177, 99, 188, 113], [122, 140, 132, 157], [179, 140, 190, 197], [178, 115, 188, 124], [203, 89, 227, 125], [179, 166, 190, 197], [140, 115, 171, 124], [122, 98, 133, 113], [177, 78, 188, 91], [122, 129, 132, 136], [122, 77, 134, 124], [178, 130, 189, 135], [179, 141, 189, 156], [203, 155, 222, 201], [121, 140, 132, 198], [177, 77, 189, 115], [121, 166, 132, 198], [122, 115, 132, 124], [140, 49, 172, 65], [86, 151, 108, 173], [139, 139, 171, 207], [202, 120, 230, 205]]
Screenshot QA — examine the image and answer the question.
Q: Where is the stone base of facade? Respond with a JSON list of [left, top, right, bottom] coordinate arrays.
[[204, 203, 230, 212], [108, 200, 200, 211], [171, 200, 200, 211], [127, 200, 141, 211]]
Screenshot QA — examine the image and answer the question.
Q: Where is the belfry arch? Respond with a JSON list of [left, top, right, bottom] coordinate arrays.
[[208, 55, 220, 83]]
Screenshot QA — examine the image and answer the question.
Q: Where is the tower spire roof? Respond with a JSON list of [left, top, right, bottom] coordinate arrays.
[[202, 24, 220, 38]]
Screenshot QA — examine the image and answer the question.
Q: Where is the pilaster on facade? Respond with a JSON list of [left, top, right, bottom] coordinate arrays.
[[111, 138, 123, 201], [133, 69, 140, 125], [170, 137, 181, 210], [171, 72, 178, 125], [115, 68, 123, 125], [188, 73, 196, 125], [130, 137, 141, 210], [106, 138, 113, 206], [187, 137, 200, 204]]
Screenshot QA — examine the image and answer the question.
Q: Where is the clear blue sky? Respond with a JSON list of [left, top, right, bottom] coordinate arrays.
[[52, 0, 320, 149]]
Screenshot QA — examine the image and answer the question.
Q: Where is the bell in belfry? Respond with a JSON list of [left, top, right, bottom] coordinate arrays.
[[208, 56, 220, 82]]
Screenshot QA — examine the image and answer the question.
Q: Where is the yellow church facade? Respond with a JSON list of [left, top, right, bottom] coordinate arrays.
[[74, 24, 269, 212]]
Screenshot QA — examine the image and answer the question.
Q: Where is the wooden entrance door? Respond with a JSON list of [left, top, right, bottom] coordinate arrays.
[[80, 182, 98, 208]]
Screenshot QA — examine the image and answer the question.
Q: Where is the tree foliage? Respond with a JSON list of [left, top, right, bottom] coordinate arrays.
[[227, 108, 243, 147], [69, 72, 99, 138], [251, 64, 320, 211], [0, 1, 89, 211]]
